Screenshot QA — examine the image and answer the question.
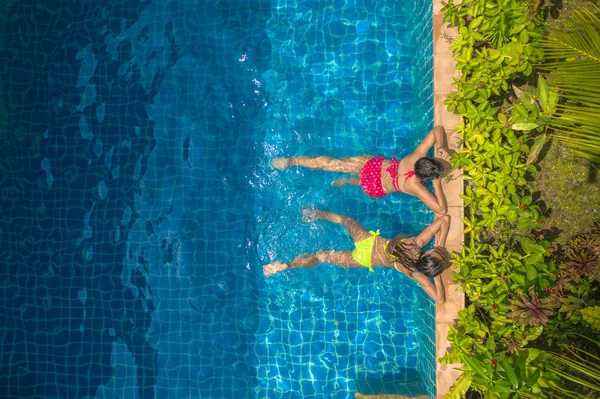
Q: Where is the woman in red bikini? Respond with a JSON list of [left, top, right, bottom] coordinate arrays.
[[272, 126, 451, 215]]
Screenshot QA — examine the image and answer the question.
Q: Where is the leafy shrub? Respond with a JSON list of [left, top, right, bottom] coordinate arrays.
[[438, 1, 600, 397]]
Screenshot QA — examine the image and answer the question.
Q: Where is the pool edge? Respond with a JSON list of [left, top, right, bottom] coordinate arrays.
[[432, 1, 465, 398]]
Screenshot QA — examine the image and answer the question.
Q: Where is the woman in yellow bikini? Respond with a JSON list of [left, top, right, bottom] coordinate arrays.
[[263, 210, 451, 303]]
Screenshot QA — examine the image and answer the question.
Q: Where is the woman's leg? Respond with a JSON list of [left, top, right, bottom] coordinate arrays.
[[272, 155, 371, 175], [263, 250, 363, 277], [331, 177, 360, 187], [306, 210, 371, 243], [263, 211, 372, 277], [315, 250, 364, 268]]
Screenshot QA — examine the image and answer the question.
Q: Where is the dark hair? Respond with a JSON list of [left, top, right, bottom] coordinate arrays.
[[414, 157, 443, 181], [414, 254, 445, 277], [387, 239, 445, 277], [387, 239, 422, 271]]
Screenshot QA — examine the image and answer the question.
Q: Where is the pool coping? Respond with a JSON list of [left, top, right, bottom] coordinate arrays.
[[432, 1, 465, 398]]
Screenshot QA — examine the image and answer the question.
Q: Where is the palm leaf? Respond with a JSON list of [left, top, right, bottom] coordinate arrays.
[[538, 3, 600, 163]]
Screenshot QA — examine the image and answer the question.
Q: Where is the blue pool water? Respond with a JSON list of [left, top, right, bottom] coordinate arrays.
[[0, 0, 434, 398]]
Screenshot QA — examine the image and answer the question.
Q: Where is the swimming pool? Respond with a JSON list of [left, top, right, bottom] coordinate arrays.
[[0, 0, 434, 398]]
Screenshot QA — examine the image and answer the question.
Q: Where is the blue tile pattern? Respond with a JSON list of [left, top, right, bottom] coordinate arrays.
[[0, 0, 434, 398], [403, 2, 437, 397]]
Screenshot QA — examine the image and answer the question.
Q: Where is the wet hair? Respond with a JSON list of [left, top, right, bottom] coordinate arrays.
[[387, 238, 422, 271], [387, 238, 445, 277], [414, 157, 443, 181], [414, 254, 445, 277]]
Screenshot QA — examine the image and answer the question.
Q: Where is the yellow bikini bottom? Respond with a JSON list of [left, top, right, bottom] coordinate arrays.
[[351, 230, 389, 272]]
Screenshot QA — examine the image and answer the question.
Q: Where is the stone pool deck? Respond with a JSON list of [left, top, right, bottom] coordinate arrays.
[[433, 0, 464, 398]]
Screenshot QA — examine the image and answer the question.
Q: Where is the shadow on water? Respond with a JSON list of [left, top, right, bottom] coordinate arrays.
[[0, 1, 179, 398]]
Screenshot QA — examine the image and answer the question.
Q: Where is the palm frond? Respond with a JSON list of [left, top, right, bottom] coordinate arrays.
[[537, 3, 600, 163], [541, 5, 600, 62]]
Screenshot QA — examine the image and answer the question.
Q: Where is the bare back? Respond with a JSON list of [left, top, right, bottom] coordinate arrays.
[[370, 235, 418, 268], [379, 153, 422, 195]]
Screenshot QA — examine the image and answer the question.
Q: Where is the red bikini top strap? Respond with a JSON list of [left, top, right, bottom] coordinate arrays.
[[404, 170, 415, 178], [385, 155, 399, 176]]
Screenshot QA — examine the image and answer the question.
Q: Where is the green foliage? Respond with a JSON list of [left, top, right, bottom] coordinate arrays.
[[537, 340, 600, 399], [440, 0, 600, 397], [446, 373, 472, 399], [508, 287, 555, 326], [539, 4, 600, 163], [581, 306, 600, 331]]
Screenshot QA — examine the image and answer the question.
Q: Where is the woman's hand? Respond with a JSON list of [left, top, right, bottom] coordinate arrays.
[[436, 147, 450, 161], [302, 209, 323, 222], [433, 247, 453, 270]]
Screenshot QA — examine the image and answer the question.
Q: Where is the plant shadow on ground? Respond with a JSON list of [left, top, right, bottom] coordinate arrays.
[[530, 137, 600, 245]]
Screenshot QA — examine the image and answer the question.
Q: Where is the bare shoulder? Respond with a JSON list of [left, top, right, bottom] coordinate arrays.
[[400, 152, 420, 168], [402, 177, 427, 195]]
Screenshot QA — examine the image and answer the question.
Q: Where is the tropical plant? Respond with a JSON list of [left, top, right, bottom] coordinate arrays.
[[581, 306, 600, 331], [539, 4, 600, 163], [527, 337, 600, 399], [508, 286, 556, 326], [438, 1, 600, 397]]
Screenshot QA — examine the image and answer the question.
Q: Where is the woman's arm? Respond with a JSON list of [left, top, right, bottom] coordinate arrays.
[[411, 182, 448, 215], [413, 215, 451, 248], [412, 125, 449, 158], [392, 260, 446, 303], [413, 272, 446, 303]]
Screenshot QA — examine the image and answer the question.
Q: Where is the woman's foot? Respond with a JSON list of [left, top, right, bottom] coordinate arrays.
[[271, 158, 289, 170], [263, 262, 288, 277]]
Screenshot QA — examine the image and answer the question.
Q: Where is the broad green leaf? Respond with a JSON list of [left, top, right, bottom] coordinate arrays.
[[500, 358, 519, 388], [525, 253, 543, 266], [527, 134, 547, 165], [446, 373, 472, 399], [471, 16, 484, 29], [486, 337, 496, 351], [512, 121, 540, 131], [527, 369, 541, 387], [527, 326, 544, 342], [464, 356, 487, 377], [580, 306, 600, 330], [521, 238, 533, 253], [546, 89, 558, 115], [526, 266, 538, 281]]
